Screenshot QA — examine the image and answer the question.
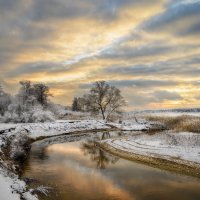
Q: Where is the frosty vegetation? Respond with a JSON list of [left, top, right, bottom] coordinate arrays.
[[0, 81, 68, 123], [72, 81, 126, 121], [0, 80, 126, 123]]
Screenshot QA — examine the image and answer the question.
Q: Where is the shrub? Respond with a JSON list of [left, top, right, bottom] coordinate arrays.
[[145, 115, 200, 133]]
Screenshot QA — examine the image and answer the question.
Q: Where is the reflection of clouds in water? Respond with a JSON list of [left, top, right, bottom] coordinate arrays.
[[42, 140, 134, 199], [107, 167, 200, 200], [47, 160, 134, 200], [45, 138, 120, 170], [47, 143, 82, 155]]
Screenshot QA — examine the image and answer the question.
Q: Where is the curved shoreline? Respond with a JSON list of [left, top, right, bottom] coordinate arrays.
[[98, 141, 200, 178], [1, 121, 200, 199], [0, 121, 116, 200]]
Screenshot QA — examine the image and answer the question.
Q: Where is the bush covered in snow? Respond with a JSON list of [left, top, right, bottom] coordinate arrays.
[[2, 105, 55, 123], [31, 108, 55, 123], [0, 81, 57, 123], [47, 103, 69, 118]]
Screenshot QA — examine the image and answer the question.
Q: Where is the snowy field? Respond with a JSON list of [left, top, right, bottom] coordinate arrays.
[[0, 114, 200, 199], [142, 112, 200, 117], [102, 131, 200, 166], [125, 110, 200, 119]]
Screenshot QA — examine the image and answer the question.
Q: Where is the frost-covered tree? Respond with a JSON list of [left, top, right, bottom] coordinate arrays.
[[83, 81, 126, 120], [18, 81, 32, 105], [72, 97, 79, 111], [33, 83, 51, 107], [1, 81, 55, 123], [72, 97, 88, 112], [78, 97, 87, 111], [17, 81, 51, 108], [0, 84, 11, 116]]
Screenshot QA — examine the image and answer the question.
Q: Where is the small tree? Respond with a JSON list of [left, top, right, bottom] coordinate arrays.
[[18, 81, 32, 105], [0, 85, 11, 116], [72, 97, 80, 111], [33, 83, 52, 107], [84, 81, 126, 120]]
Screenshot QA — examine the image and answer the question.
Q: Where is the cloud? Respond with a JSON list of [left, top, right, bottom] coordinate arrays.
[[1, 0, 200, 109], [5, 62, 65, 77], [101, 42, 172, 59], [142, 0, 200, 36], [122, 90, 183, 108], [178, 21, 200, 36], [108, 80, 178, 88], [104, 54, 200, 77], [153, 90, 183, 101]]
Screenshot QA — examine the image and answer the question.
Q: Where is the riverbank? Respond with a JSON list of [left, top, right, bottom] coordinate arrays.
[[99, 131, 200, 178], [0, 120, 115, 200], [0, 119, 200, 199]]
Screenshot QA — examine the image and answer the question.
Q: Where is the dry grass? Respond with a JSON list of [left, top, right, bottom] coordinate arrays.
[[145, 115, 200, 133]]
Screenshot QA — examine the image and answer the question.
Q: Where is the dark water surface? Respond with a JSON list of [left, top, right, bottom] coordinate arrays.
[[22, 132, 200, 200]]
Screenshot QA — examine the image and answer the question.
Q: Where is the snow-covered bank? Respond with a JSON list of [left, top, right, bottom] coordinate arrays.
[[0, 120, 110, 139], [100, 131, 200, 177], [0, 173, 21, 200], [107, 120, 165, 131], [108, 121, 148, 131], [0, 120, 112, 200], [0, 168, 37, 200]]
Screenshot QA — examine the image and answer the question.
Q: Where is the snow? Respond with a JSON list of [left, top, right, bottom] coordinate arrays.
[[103, 132, 200, 164], [0, 168, 37, 200], [0, 120, 111, 200], [0, 174, 20, 200], [0, 119, 199, 199], [125, 110, 200, 119], [0, 120, 110, 140], [146, 112, 200, 117], [108, 120, 149, 131], [22, 192, 38, 200]]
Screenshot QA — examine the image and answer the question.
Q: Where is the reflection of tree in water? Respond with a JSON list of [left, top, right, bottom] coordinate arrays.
[[101, 132, 111, 140], [81, 132, 119, 169]]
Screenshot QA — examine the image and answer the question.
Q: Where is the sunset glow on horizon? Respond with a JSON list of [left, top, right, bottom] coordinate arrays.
[[1, 0, 200, 110]]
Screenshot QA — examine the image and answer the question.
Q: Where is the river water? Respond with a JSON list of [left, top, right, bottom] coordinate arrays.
[[22, 131, 200, 200]]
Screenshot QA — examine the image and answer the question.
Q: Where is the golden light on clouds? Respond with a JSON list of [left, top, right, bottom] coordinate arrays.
[[0, 0, 200, 110]]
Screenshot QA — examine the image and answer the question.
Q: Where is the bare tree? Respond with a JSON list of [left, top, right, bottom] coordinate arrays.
[[72, 97, 80, 111], [17, 81, 51, 107], [0, 85, 11, 116], [84, 81, 126, 120], [33, 83, 52, 107], [18, 81, 32, 105]]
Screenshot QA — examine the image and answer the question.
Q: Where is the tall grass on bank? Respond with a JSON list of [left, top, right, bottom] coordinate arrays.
[[145, 115, 200, 133]]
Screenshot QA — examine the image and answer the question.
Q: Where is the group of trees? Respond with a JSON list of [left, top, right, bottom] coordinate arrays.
[[0, 80, 125, 123], [0, 81, 56, 123], [17, 81, 51, 108], [72, 81, 126, 121]]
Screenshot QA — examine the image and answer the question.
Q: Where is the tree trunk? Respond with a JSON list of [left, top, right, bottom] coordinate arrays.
[[100, 107, 105, 120]]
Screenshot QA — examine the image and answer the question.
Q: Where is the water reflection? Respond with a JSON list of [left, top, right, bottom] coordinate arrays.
[[101, 131, 111, 140], [22, 131, 200, 200], [81, 139, 119, 169]]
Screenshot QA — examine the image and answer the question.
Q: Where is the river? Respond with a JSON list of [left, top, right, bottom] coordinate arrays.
[[22, 131, 200, 200]]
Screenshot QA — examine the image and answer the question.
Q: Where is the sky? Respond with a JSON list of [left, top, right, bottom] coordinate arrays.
[[0, 0, 200, 110]]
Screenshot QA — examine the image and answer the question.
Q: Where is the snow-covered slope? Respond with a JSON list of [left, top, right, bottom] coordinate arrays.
[[102, 132, 200, 164]]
